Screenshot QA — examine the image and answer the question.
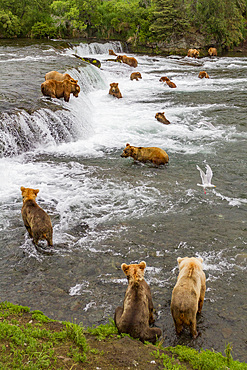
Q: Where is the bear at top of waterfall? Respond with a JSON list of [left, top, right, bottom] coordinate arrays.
[[198, 71, 210, 79], [109, 82, 122, 98], [20, 186, 53, 247], [109, 49, 117, 56], [41, 79, 80, 102], [116, 55, 138, 68], [155, 112, 171, 125], [114, 261, 162, 344], [187, 49, 200, 58], [121, 143, 169, 165], [208, 47, 217, 57], [130, 72, 142, 81], [170, 257, 206, 339], [45, 71, 77, 84]]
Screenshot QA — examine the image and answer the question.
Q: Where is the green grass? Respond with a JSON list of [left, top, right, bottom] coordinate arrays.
[[86, 317, 118, 340], [0, 302, 246, 369], [166, 345, 247, 370]]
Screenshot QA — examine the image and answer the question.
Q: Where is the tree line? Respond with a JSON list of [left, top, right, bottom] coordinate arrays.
[[0, 0, 246, 50]]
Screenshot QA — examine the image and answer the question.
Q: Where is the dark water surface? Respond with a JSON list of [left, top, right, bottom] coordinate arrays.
[[0, 39, 246, 362]]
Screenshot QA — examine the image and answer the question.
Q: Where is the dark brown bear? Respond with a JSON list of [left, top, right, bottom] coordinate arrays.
[[20, 186, 53, 247], [114, 261, 162, 344]]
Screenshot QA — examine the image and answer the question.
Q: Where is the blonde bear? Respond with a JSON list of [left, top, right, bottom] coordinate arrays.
[[171, 257, 206, 338]]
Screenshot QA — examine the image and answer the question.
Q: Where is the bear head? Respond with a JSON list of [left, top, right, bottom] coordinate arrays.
[[121, 143, 135, 158], [69, 81, 80, 97], [20, 186, 39, 203], [121, 261, 146, 284], [159, 76, 170, 82], [110, 83, 120, 93], [177, 256, 203, 271]]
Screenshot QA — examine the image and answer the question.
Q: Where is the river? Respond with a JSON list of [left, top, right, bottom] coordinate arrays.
[[0, 38, 246, 362]]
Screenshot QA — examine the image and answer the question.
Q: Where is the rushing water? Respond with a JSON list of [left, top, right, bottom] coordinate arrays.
[[0, 39, 246, 362]]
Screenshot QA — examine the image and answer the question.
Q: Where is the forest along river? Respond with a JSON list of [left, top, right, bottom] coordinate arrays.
[[0, 39, 246, 362]]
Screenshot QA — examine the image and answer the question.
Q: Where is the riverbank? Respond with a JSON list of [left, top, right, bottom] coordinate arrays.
[[0, 302, 246, 369]]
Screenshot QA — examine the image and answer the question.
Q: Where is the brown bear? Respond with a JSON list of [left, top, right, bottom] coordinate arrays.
[[109, 82, 122, 99], [116, 55, 138, 68], [109, 49, 117, 56], [121, 143, 169, 165], [159, 76, 170, 82], [155, 112, 170, 125], [170, 257, 206, 339], [166, 79, 177, 88], [187, 49, 200, 58], [41, 79, 80, 102], [20, 186, 53, 247], [45, 71, 77, 84], [208, 47, 217, 57], [130, 72, 142, 81], [198, 71, 210, 79], [114, 261, 162, 344]]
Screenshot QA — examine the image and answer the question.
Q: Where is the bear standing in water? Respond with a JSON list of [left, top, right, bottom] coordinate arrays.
[[114, 261, 162, 344], [20, 186, 53, 247], [121, 143, 169, 165]]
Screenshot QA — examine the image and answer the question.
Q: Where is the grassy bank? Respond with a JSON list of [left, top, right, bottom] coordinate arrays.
[[0, 301, 246, 369]]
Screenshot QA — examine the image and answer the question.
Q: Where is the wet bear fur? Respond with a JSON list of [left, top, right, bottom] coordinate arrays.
[[159, 76, 170, 82], [155, 112, 170, 125], [114, 261, 162, 344], [109, 49, 117, 56], [166, 79, 177, 88], [130, 72, 142, 81], [109, 82, 122, 98], [208, 47, 217, 57], [198, 71, 210, 79], [20, 186, 53, 247], [159, 76, 176, 88], [121, 143, 169, 165], [171, 257, 206, 339], [116, 55, 138, 68], [187, 49, 200, 58], [41, 79, 80, 102], [45, 71, 77, 83]]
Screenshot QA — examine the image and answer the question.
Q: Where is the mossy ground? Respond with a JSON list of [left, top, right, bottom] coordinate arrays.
[[0, 302, 246, 369]]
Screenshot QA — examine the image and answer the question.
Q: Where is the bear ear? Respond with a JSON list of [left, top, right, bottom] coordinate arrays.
[[162, 112, 165, 114], [177, 257, 184, 264], [126, 143, 130, 147], [20, 186, 25, 192], [34, 189, 39, 195], [198, 257, 203, 263], [121, 263, 129, 274], [139, 261, 146, 270]]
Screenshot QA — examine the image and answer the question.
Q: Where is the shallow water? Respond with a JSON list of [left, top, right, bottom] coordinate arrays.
[[0, 39, 246, 362]]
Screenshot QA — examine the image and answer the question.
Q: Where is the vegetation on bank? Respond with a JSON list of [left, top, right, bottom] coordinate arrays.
[[0, 301, 246, 369], [0, 0, 246, 50]]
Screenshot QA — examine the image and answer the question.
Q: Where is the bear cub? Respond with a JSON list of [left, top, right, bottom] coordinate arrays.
[[20, 186, 53, 247], [114, 261, 162, 344]]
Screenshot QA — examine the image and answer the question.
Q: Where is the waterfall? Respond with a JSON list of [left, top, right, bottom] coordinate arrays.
[[67, 40, 124, 56], [0, 60, 107, 158]]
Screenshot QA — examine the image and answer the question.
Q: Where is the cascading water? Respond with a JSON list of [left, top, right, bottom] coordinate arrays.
[[0, 39, 246, 362]]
